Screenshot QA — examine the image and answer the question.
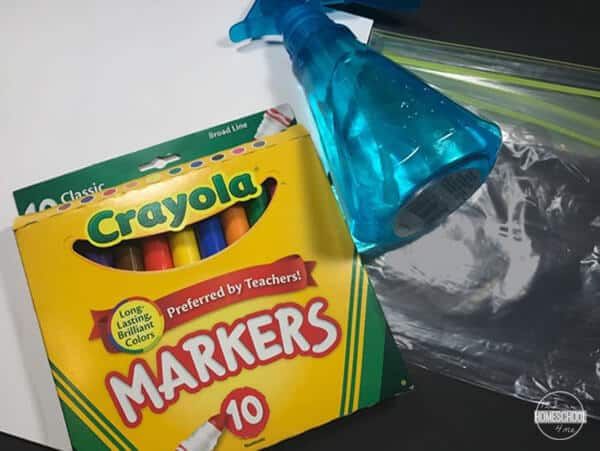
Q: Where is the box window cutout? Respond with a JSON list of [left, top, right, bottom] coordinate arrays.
[[74, 178, 277, 271]]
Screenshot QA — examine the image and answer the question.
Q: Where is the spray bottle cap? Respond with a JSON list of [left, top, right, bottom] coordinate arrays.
[[229, 0, 420, 43]]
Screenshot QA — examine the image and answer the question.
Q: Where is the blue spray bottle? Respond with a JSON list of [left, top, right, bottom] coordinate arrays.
[[230, 0, 502, 256]]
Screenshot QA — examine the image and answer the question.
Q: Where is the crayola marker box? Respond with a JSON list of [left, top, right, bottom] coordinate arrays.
[[13, 115, 410, 450]]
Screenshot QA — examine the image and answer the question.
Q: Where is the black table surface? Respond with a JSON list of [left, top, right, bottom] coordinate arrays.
[[2, 1, 598, 449]]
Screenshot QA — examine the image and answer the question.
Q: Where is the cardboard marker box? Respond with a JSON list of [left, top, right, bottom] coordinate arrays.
[[13, 119, 410, 450]]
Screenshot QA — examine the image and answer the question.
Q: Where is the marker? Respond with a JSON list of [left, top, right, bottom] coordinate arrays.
[[245, 181, 271, 226], [168, 226, 201, 267], [254, 104, 295, 138], [220, 204, 249, 244], [142, 234, 174, 271], [176, 414, 224, 451], [114, 241, 145, 271], [266, 178, 277, 198], [194, 216, 226, 258], [74, 241, 113, 267]]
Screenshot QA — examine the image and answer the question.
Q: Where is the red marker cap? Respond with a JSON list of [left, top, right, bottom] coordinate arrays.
[[142, 235, 174, 271], [208, 413, 225, 431]]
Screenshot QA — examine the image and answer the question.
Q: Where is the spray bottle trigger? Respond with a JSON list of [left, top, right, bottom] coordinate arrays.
[[229, 17, 280, 42]]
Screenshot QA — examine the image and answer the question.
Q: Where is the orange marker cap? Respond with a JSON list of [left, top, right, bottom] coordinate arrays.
[[221, 204, 250, 244]]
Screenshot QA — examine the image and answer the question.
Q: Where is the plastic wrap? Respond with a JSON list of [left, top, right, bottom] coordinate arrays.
[[369, 31, 600, 417]]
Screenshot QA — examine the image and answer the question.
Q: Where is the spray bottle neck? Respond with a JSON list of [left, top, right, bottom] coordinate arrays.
[[279, 3, 355, 61], [279, 4, 358, 95]]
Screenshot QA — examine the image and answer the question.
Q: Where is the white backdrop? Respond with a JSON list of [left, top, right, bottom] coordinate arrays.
[[0, 1, 372, 448]]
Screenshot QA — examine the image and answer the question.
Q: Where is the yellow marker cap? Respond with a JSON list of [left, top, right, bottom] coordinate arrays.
[[168, 226, 201, 267]]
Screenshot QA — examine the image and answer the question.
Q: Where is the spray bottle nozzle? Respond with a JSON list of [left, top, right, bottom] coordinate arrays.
[[229, 0, 420, 43]]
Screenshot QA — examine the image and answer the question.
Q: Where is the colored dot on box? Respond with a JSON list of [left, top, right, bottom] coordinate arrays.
[[104, 188, 116, 196], [211, 154, 224, 161], [81, 196, 94, 203], [169, 167, 182, 175], [232, 147, 245, 154], [58, 203, 71, 211], [190, 160, 203, 168], [253, 140, 266, 148], [126, 181, 138, 188]]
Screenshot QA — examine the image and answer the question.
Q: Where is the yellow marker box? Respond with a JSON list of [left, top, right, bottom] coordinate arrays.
[[14, 125, 410, 450]]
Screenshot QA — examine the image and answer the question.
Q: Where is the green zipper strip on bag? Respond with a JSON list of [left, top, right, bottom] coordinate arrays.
[[375, 30, 600, 73], [413, 67, 600, 130], [384, 54, 600, 99], [377, 48, 600, 148], [441, 88, 600, 149]]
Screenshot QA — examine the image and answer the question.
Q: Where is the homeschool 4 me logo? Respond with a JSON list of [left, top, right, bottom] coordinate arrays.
[[534, 391, 587, 440]]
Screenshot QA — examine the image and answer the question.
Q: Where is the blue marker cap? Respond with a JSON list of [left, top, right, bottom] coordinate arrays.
[[194, 216, 227, 257], [74, 241, 114, 267]]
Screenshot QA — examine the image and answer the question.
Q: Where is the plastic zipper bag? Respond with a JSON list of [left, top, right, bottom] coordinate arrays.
[[368, 30, 600, 417]]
